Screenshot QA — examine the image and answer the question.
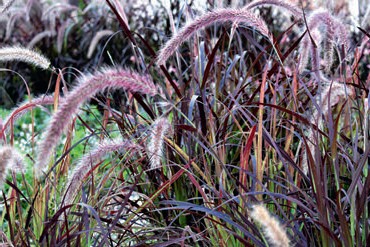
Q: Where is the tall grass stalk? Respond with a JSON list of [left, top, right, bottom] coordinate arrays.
[[35, 67, 157, 177]]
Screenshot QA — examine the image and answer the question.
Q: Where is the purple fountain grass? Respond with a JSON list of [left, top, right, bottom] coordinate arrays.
[[312, 11, 335, 74], [1, 94, 55, 136], [63, 138, 141, 206], [156, 8, 272, 66], [0, 145, 24, 188], [299, 9, 349, 75], [299, 11, 334, 75], [250, 204, 290, 247], [243, 0, 303, 19], [147, 117, 172, 169], [35, 67, 157, 177]]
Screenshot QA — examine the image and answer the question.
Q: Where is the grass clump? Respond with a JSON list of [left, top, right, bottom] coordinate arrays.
[[0, 0, 369, 246]]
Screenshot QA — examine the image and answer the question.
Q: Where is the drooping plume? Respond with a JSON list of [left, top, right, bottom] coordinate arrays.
[[250, 204, 290, 247], [87, 30, 114, 58], [298, 10, 349, 75], [63, 139, 141, 206], [27, 31, 56, 49], [156, 8, 272, 66], [0, 46, 52, 70], [147, 117, 172, 169], [35, 67, 157, 177]]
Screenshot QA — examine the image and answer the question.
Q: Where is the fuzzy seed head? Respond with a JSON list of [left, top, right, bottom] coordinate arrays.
[[87, 30, 114, 58], [157, 8, 271, 66], [0, 145, 24, 187], [298, 9, 350, 74], [147, 117, 172, 169], [0, 46, 51, 70], [250, 204, 290, 247]]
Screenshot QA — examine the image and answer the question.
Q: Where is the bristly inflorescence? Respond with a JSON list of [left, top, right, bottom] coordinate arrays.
[[250, 204, 290, 247], [27, 30, 56, 49], [87, 29, 114, 58], [35, 67, 157, 177], [0, 145, 24, 188], [298, 9, 349, 77], [0, 46, 52, 70], [147, 117, 172, 169], [63, 138, 142, 206], [156, 8, 272, 66]]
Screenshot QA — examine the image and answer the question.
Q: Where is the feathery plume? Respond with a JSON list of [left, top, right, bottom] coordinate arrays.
[[333, 21, 349, 51], [35, 67, 157, 177], [299, 11, 333, 74], [63, 139, 141, 206], [250, 204, 290, 247], [0, 46, 51, 70], [243, 0, 303, 19], [87, 30, 114, 58], [147, 117, 172, 169], [156, 8, 271, 66], [301, 81, 355, 174], [27, 30, 56, 49], [1, 95, 55, 135], [0, 145, 24, 188], [5, 10, 26, 40], [298, 10, 349, 74], [0, 147, 12, 186]]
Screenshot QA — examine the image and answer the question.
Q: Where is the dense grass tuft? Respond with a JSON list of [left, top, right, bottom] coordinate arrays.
[[0, 0, 369, 246]]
